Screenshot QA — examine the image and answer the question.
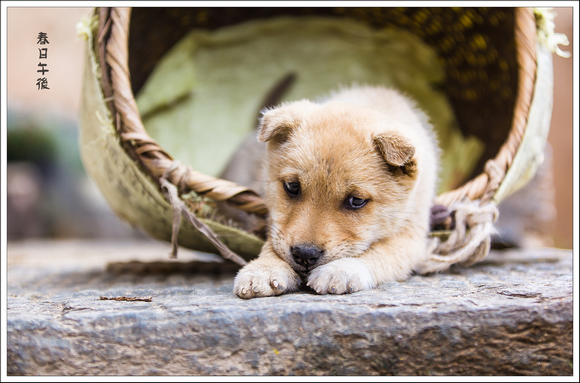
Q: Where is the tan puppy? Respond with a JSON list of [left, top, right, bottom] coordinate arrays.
[[233, 86, 439, 298]]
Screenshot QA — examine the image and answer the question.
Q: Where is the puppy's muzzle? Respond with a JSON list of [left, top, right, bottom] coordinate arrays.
[[291, 244, 324, 268]]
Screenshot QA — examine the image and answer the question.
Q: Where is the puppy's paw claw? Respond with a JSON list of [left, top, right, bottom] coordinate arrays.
[[234, 263, 300, 299], [307, 258, 375, 295]]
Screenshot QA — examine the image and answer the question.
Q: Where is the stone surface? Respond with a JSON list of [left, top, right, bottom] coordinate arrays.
[[5, 239, 574, 376]]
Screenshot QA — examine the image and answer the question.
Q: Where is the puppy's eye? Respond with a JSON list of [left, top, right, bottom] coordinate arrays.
[[283, 181, 300, 197], [345, 196, 367, 209]]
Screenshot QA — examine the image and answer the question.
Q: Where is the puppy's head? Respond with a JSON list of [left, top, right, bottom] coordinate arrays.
[[258, 100, 421, 274]]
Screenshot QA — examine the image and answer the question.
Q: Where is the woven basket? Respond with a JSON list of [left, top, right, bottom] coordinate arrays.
[[78, 7, 559, 271]]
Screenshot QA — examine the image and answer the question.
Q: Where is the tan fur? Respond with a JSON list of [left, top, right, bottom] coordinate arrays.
[[233, 86, 439, 298]]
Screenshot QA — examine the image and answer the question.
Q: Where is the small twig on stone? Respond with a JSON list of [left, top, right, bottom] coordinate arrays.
[[99, 296, 152, 302]]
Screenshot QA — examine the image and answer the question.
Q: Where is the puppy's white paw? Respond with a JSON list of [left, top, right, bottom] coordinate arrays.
[[307, 258, 375, 294], [233, 261, 300, 299]]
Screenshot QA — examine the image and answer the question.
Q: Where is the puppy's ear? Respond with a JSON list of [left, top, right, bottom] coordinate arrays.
[[258, 109, 296, 143], [373, 132, 415, 167], [258, 101, 314, 143]]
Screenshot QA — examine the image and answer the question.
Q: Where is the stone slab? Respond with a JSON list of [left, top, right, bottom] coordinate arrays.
[[5, 239, 574, 376]]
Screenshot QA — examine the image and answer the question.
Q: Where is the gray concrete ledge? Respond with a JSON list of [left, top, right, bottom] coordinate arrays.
[[6, 239, 573, 376]]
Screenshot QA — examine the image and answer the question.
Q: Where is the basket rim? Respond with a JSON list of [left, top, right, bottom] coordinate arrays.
[[96, 7, 539, 217]]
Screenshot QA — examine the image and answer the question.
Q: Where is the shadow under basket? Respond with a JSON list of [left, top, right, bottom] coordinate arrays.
[[78, 7, 560, 273]]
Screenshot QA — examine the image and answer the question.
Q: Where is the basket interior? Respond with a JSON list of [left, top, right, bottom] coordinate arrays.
[[127, 7, 519, 182]]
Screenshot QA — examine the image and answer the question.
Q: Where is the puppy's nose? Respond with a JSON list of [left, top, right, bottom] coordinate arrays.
[[291, 244, 324, 267]]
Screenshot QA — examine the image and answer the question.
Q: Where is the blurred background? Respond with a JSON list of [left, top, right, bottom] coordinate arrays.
[[4, 7, 575, 249]]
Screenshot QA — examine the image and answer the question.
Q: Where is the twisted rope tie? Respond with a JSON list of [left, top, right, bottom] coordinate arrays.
[[159, 161, 248, 266], [481, 160, 504, 204], [418, 199, 499, 274]]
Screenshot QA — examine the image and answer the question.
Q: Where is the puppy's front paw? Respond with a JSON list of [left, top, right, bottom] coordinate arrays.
[[234, 261, 300, 299], [307, 258, 375, 294]]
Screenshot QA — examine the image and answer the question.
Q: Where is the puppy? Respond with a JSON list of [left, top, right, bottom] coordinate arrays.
[[232, 86, 439, 298]]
